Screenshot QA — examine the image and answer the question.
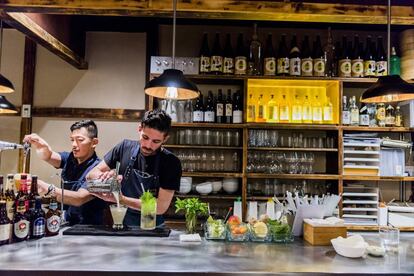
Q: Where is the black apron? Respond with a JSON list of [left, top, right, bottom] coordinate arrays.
[[122, 144, 164, 226]]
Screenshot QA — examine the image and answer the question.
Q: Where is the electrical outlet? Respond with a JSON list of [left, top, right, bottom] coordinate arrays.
[[21, 104, 31, 118]]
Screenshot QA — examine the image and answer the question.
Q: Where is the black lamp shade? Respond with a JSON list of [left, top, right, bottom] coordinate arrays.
[[360, 75, 414, 103], [0, 74, 14, 93], [0, 95, 17, 114], [145, 69, 199, 100]]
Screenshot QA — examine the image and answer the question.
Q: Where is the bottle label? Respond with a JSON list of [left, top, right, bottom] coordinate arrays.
[[376, 61, 388, 76], [364, 60, 376, 76], [33, 217, 46, 237], [376, 108, 386, 121], [280, 107, 290, 121], [313, 59, 325, 76], [225, 104, 233, 117], [303, 106, 312, 121], [301, 58, 313, 76], [216, 103, 224, 117], [277, 58, 289, 74], [360, 114, 370, 126], [232, 110, 243, 123], [268, 106, 279, 121], [385, 116, 395, 126], [289, 58, 301, 76], [292, 106, 302, 121], [210, 56, 223, 72], [264, 57, 276, 75], [312, 107, 322, 122], [342, 111, 350, 125], [223, 57, 234, 74], [14, 219, 29, 239], [46, 215, 61, 234], [0, 224, 10, 242], [200, 56, 210, 73], [192, 111, 204, 122], [351, 59, 364, 77], [350, 110, 360, 125], [339, 59, 351, 77], [323, 107, 333, 121], [258, 105, 264, 119], [234, 57, 247, 75], [6, 201, 14, 221], [204, 111, 215, 122]]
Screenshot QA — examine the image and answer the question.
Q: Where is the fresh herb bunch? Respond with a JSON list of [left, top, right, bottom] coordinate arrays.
[[175, 197, 208, 216], [140, 191, 156, 214], [140, 191, 155, 203]]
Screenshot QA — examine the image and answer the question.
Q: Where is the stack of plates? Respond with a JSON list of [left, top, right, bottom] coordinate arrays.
[[400, 29, 414, 80]]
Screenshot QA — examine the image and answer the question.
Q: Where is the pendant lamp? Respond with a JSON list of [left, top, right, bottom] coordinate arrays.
[[144, 0, 199, 100], [0, 95, 17, 114], [0, 20, 15, 93], [360, 0, 414, 103]]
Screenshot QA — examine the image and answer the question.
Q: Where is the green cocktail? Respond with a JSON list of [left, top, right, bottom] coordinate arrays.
[[140, 191, 157, 230]]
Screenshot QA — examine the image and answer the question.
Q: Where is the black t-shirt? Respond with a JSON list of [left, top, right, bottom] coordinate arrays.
[[104, 139, 182, 194]]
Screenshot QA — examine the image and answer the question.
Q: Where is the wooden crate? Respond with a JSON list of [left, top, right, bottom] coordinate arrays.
[[303, 220, 347, 246]]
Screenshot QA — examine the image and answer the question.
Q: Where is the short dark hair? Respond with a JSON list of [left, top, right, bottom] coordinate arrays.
[[70, 120, 98, 138], [141, 109, 171, 135]]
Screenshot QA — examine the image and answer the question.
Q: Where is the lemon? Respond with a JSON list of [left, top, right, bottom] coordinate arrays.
[[253, 221, 268, 238]]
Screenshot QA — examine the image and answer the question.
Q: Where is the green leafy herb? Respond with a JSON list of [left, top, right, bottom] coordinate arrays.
[[175, 197, 208, 216]]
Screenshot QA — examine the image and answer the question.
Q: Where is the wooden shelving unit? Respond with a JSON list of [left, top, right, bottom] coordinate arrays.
[[342, 126, 413, 132], [175, 194, 239, 200], [342, 176, 414, 182], [164, 144, 242, 150], [249, 147, 338, 152], [246, 173, 340, 180], [182, 172, 243, 178]]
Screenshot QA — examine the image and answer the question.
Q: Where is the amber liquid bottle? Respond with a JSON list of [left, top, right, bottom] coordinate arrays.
[[5, 175, 15, 222], [46, 196, 61, 237], [0, 201, 11, 246], [13, 199, 30, 242], [199, 33, 211, 74], [28, 175, 39, 211]]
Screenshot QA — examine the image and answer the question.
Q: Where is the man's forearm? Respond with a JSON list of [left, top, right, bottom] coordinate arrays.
[[120, 195, 141, 211], [53, 187, 93, 207]]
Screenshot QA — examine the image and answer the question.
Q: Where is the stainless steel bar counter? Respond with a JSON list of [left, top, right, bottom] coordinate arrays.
[[0, 228, 414, 275]]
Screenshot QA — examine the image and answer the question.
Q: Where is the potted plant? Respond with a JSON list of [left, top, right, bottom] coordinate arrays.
[[175, 197, 208, 234]]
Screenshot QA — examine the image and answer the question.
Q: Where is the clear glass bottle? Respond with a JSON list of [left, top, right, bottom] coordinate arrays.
[[312, 94, 323, 124], [323, 97, 334, 124], [302, 94, 312, 124], [247, 94, 256, 122], [395, 106, 403, 127], [291, 94, 302, 123], [279, 94, 290, 123], [349, 96, 360, 126], [267, 94, 279, 123], [256, 94, 266, 122], [342, 96, 350, 125], [376, 103, 386, 127]]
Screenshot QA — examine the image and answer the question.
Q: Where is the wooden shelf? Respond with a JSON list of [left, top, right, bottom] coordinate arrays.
[[342, 126, 413, 132], [346, 225, 414, 232], [245, 123, 338, 130], [182, 172, 243, 178], [342, 176, 414, 182], [247, 196, 275, 201], [175, 194, 239, 200], [246, 173, 340, 180], [249, 147, 338, 152], [172, 122, 244, 129], [165, 144, 242, 150]]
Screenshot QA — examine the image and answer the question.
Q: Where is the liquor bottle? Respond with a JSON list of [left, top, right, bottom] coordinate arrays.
[[349, 96, 360, 126], [223, 34, 234, 75], [313, 35, 326, 77], [279, 94, 290, 123], [390, 46, 401, 76], [5, 175, 15, 221], [301, 36, 313, 77], [338, 36, 351, 78], [376, 36, 387, 76], [204, 90, 215, 123], [312, 94, 323, 124], [368, 104, 378, 127], [215, 89, 224, 123], [267, 94, 279, 123], [46, 196, 61, 237], [192, 94, 204, 123], [0, 176, 3, 201], [289, 35, 301, 76], [359, 104, 370, 126], [13, 199, 29, 242], [395, 106, 403, 127], [256, 94, 266, 122], [376, 103, 386, 127], [323, 27, 335, 77], [263, 33, 276, 76], [247, 94, 256, 122], [291, 94, 302, 123], [16, 174, 29, 210], [364, 36, 376, 77], [199, 33, 211, 74], [30, 197, 45, 240], [225, 89, 233, 123], [302, 94, 313, 123], [277, 34, 289, 76], [323, 97, 334, 124], [28, 175, 39, 211], [248, 23, 262, 75], [232, 90, 243, 124], [385, 104, 395, 127], [210, 33, 223, 74], [234, 33, 247, 75], [0, 201, 11, 246], [351, 35, 364, 77], [333, 41, 341, 77], [342, 96, 350, 125]]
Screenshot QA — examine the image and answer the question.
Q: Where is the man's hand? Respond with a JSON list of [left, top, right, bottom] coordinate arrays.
[[91, 192, 118, 203], [23, 133, 52, 161], [37, 179, 50, 196]]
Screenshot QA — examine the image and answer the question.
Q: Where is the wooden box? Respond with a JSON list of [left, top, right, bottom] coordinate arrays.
[[303, 220, 347, 246]]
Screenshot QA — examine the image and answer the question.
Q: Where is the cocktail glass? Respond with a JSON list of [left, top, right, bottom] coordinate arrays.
[[140, 199, 157, 230], [109, 204, 127, 230]]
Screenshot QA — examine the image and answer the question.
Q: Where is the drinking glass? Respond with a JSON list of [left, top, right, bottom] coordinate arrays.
[[110, 204, 127, 230], [140, 198, 157, 230], [194, 130, 203, 145], [185, 129, 193, 145], [379, 226, 400, 253]]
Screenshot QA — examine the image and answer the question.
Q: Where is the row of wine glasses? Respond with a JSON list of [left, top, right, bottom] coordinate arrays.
[[175, 150, 240, 172], [247, 151, 315, 174]]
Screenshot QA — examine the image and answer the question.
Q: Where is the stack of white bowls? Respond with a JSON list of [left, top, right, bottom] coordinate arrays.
[[195, 182, 213, 195], [179, 177, 192, 194], [223, 178, 238, 194]]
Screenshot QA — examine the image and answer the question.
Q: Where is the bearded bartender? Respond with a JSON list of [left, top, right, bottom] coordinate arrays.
[[87, 109, 182, 226]]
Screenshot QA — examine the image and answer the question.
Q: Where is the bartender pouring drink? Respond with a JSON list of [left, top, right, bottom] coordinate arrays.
[[87, 109, 182, 226]]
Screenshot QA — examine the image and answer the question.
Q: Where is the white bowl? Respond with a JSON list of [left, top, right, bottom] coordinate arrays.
[[179, 177, 192, 194], [196, 182, 213, 195], [223, 178, 238, 194], [331, 235, 368, 258], [211, 180, 222, 193]]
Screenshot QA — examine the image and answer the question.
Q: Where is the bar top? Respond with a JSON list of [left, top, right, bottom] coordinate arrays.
[[0, 229, 413, 275]]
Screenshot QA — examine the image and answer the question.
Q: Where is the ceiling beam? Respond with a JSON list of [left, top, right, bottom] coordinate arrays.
[[2, 11, 88, 69], [0, 0, 413, 25]]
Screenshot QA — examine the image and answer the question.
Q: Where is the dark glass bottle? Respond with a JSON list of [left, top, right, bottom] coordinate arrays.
[[263, 33, 276, 76], [13, 199, 30, 242], [313, 35, 325, 77], [16, 174, 29, 210], [376, 36, 387, 76], [215, 89, 224, 123], [351, 35, 364, 78], [248, 23, 262, 75], [232, 90, 243, 124], [0, 176, 4, 201], [225, 89, 233, 123], [323, 27, 335, 77], [223, 34, 234, 75], [5, 174, 15, 222], [46, 196, 61, 237], [333, 41, 341, 77], [0, 201, 11, 246], [277, 34, 289, 76], [338, 36, 351, 78], [192, 94, 204, 123], [199, 33, 211, 74], [301, 35, 313, 77], [28, 175, 39, 211], [234, 33, 247, 75], [364, 36, 376, 77], [289, 34, 301, 76], [210, 33, 223, 74], [204, 90, 215, 123], [30, 197, 45, 240]]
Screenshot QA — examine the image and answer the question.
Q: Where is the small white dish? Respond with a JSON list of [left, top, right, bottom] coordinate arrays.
[[223, 178, 238, 194], [366, 245, 385, 257], [331, 235, 368, 258], [211, 180, 222, 193], [195, 182, 212, 195]]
